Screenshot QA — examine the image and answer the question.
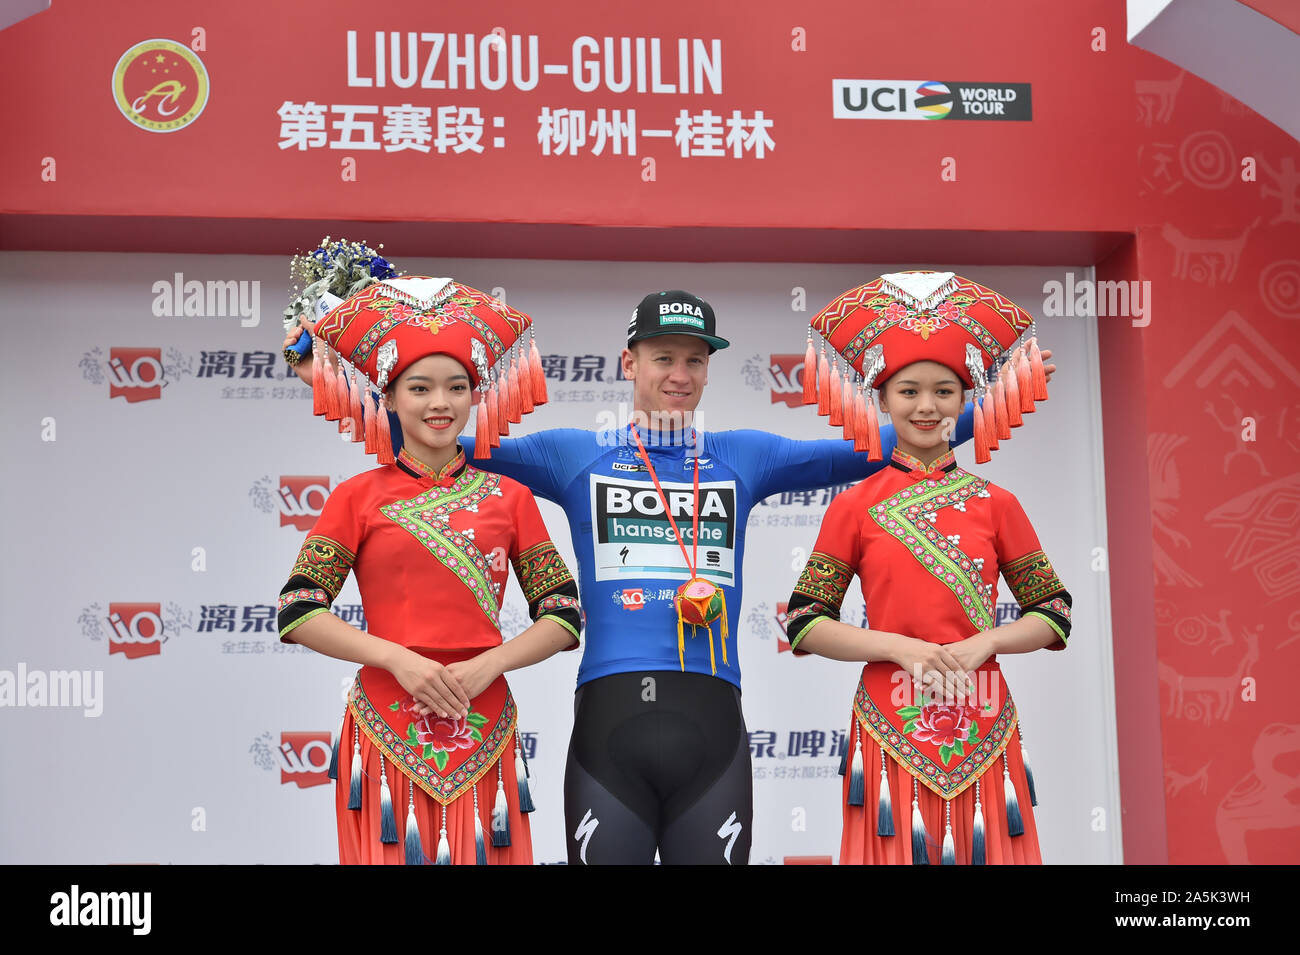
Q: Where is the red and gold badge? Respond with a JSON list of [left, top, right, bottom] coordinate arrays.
[[112, 38, 209, 133]]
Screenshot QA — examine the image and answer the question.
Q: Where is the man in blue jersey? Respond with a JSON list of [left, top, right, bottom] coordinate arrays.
[[286, 289, 1051, 864]]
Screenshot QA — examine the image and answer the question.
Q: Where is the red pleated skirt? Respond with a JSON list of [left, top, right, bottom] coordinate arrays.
[[840, 712, 1042, 865]]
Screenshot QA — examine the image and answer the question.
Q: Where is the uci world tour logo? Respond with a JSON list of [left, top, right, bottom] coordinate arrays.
[[832, 80, 1031, 121], [112, 38, 209, 133]]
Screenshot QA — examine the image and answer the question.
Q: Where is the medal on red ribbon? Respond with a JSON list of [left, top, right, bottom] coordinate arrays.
[[629, 427, 729, 673]]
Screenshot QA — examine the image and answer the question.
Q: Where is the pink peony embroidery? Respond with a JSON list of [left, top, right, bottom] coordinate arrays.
[[909, 704, 979, 748], [414, 714, 479, 753]]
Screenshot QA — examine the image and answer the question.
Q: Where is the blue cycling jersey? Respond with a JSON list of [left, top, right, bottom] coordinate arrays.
[[452, 410, 973, 690]]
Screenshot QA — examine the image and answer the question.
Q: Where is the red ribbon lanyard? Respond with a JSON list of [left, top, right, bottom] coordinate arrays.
[[628, 426, 699, 577]]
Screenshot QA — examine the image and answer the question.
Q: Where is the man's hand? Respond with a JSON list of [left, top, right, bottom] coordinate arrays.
[[282, 318, 317, 385]]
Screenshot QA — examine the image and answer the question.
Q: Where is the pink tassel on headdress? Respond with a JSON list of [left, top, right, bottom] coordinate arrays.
[[841, 372, 856, 442], [322, 350, 339, 421], [348, 368, 365, 442], [973, 396, 991, 464], [986, 389, 1001, 450], [487, 381, 502, 448], [991, 379, 1010, 441], [529, 337, 549, 406], [803, 338, 818, 405], [333, 363, 350, 430], [496, 373, 511, 438], [1003, 363, 1023, 428], [864, 394, 882, 461], [518, 352, 535, 416], [507, 358, 522, 424], [362, 385, 377, 454], [311, 345, 326, 417], [1029, 339, 1049, 401], [817, 347, 831, 416], [852, 387, 869, 453], [376, 402, 395, 465], [829, 360, 843, 427], [475, 390, 492, 460], [1015, 350, 1035, 413]]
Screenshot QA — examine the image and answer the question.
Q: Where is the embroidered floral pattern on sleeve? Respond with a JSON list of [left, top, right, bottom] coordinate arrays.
[[380, 470, 502, 630], [792, 551, 854, 609], [290, 536, 356, 600], [514, 542, 575, 604], [1039, 595, 1072, 621], [536, 593, 584, 639], [537, 593, 581, 617], [1002, 549, 1065, 607], [278, 587, 329, 613], [786, 551, 855, 641], [870, 470, 996, 633]]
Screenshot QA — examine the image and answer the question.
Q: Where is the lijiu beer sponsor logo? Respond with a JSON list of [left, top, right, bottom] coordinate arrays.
[[249, 475, 333, 531], [766, 354, 808, 409], [80, 346, 192, 402], [107, 347, 166, 402], [832, 80, 1032, 121], [250, 731, 335, 787], [775, 601, 793, 653], [107, 603, 165, 659], [277, 476, 331, 531], [278, 732, 334, 787], [78, 601, 189, 658]]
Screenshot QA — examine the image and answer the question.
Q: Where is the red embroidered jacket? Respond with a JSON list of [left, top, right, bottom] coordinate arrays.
[[278, 447, 583, 650], [785, 447, 1071, 651]]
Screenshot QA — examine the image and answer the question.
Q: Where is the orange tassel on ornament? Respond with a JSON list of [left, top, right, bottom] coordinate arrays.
[[348, 369, 365, 442], [518, 354, 535, 416], [1016, 352, 1035, 413], [487, 384, 501, 448], [529, 338, 549, 406], [475, 392, 492, 459], [322, 352, 339, 421], [829, 362, 843, 427], [496, 375, 511, 438], [334, 364, 350, 431], [853, 390, 869, 453], [992, 380, 1010, 440], [1003, 364, 1023, 428], [842, 373, 856, 442], [1029, 339, 1049, 401], [817, 349, 831, 416], [803, 339, 818, 405], [973, 396, 991, 464], [507, 359, 523, 424], [376, 403, 395, 465], [363, 388, 377, 454], [864, 396, 882, 461], [311, 347, 326, 417]]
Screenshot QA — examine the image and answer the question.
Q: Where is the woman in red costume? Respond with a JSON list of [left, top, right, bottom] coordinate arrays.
[[276, 245, 582, 864], [785, 271, 1071, 864]]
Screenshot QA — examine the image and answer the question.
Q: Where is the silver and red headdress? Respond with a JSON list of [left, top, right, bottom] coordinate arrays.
[[801, 270, 1050, 462], [283, 238, 548, 462]]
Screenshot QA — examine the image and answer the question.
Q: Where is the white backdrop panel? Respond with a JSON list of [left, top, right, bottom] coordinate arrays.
[[0, 251, 1118, 864]]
